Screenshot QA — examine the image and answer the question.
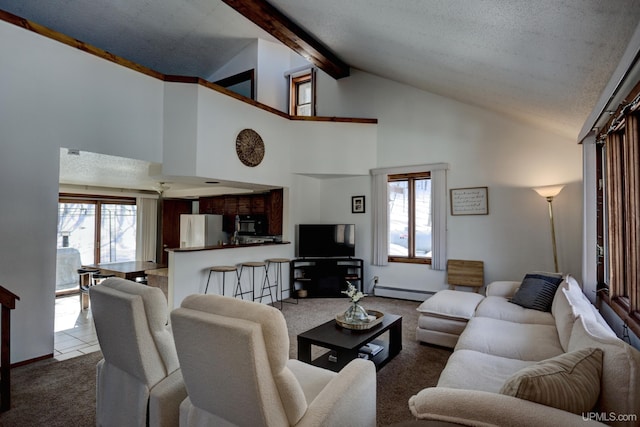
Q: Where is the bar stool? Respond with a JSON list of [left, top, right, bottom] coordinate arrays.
[[237, 261, 272, 304], [204, 265, 239, 295], [92, 273, 115, 286], [266, 258, 293, 309], [77, 268, 100, 310]]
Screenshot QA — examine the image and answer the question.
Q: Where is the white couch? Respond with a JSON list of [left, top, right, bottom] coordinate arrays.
[[409, 275, 640, 427]]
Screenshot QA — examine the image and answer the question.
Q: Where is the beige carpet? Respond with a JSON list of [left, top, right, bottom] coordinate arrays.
[[6, 296, 451, 426]]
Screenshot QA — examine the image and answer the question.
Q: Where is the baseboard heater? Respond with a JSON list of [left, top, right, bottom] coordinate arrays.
[[373, 286, 435, 301]]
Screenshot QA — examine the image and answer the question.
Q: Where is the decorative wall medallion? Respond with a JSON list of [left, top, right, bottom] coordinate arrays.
[[235, 128, 265, 167]]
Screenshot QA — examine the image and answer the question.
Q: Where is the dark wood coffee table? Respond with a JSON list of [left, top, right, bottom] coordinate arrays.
[[297, 313, 402, 372]]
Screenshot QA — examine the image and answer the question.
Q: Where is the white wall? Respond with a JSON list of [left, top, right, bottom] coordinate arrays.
[[310, 69, 583, 298], [0, 16, 585, 362], [257, 39, 290, 112], [0, 21, 376, 362], [207, 41, 258, 84], [0, 20, 164, 362], [206, 38, 302, 113]]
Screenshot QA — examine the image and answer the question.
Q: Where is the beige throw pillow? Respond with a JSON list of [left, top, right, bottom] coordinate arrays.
[[499, 347, 603, 414]]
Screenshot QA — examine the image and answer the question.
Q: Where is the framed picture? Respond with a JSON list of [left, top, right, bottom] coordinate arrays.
[[450, 187, 488, 215], [352, 195, 365, 213]]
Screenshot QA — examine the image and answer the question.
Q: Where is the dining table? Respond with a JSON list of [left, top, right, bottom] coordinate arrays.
[[82, 261, 166, 281]]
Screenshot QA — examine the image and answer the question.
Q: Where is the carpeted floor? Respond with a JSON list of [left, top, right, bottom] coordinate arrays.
[[5, 296, 451, 426]]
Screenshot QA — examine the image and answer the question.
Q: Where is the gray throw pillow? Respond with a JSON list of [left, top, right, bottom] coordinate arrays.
[[511, 272, 563, 312]]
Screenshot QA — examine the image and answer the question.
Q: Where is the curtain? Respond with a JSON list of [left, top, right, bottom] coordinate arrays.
[[371, 173, 389, 266], [606, 131, 625, 299], [625, 115, 640, 310], [370, 163, 449, 269], [430, 168, 448, 271], [136, 197, 158, 262]]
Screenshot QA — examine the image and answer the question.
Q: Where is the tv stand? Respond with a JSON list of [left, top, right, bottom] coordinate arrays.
[[290, 258, 364, 298]]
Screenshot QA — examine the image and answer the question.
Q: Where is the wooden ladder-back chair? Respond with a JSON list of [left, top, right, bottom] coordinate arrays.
[[446, 259, 484, 292]]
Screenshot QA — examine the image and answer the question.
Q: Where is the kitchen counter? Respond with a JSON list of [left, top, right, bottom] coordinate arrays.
[[166, 241, 290, 253], [166, 240, 293, 308]]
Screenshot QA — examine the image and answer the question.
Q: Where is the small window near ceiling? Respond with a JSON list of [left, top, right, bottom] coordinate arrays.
[[214, 69, 255, 100], [290, 71, 315, 116]]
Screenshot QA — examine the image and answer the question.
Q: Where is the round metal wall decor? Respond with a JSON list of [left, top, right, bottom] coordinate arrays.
[[235, 128, 265, 167]]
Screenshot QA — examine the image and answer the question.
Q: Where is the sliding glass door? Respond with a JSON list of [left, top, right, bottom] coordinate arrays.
[[56, 196, 136, 294]]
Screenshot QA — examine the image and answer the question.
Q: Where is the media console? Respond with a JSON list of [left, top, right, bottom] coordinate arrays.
[[290, 258, 363, 298]]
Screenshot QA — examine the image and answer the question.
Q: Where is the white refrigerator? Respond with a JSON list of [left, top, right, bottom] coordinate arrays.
[[180, 214, 226, 248]]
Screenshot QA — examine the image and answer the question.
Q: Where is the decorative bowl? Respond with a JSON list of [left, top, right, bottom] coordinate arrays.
[[335, 310, 384, 330]]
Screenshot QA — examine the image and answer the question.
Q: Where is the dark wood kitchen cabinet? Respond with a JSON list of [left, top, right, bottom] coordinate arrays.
[[198, 189, 282, 235], [160, 199, 192, 264]]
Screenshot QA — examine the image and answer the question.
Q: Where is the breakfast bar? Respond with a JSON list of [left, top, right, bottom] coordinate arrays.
[[166, 241, 292, 309]]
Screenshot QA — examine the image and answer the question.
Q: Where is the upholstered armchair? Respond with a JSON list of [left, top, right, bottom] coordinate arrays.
[[171, 294, 377, 427], [90, 277, 187, 427]]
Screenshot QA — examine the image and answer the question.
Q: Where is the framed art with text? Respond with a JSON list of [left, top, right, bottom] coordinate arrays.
[[450, 187, 488, 215]]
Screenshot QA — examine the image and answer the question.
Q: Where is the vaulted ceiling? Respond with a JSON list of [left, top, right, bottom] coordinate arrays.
[[3, 1, 640, 194], [3, 0, 640, 140]]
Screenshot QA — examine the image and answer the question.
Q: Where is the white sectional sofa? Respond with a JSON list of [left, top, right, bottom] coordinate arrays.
[[409, 275, 640, 426]]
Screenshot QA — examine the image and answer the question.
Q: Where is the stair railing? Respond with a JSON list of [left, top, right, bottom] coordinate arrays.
[[0, 286, 20, 412]]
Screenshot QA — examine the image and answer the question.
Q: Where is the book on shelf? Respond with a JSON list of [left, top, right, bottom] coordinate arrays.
[[359, 343, 383, 357]]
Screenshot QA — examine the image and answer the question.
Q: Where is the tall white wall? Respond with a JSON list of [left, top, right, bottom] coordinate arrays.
[[0, 15, 585, 362], [0, 20, 164, 362], [257, 39, 290, 112], [0, 20, 376, 362], [311, 70, 583, 296]]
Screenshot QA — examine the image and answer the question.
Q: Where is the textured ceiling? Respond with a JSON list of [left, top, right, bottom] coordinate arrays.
[[267, 0, 640, 139], [4, 1, 640, 191], [59, 149, 276, 197]]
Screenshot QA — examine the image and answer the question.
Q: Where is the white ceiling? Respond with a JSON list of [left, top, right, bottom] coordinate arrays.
[[4, 1, 640, 193], [58, 149, 277, 198]]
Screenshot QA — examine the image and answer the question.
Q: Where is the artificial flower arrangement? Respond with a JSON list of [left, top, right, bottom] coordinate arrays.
[[342, 281, 366, 302], [342, 282, 370, 323]]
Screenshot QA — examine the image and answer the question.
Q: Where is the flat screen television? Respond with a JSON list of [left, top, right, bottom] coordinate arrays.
[[297, 224, 356, 258]]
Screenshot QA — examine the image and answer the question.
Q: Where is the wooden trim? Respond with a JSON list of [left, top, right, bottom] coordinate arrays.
[[197, 78, 291, 119], [602, 296, 640, 339], [221, 0, 349, 80], [388, 256, 431, 265], [289, 116, 377, 124], [10, 353, 53, 369], [388, 172, 431, 180], [0, 9, 375, 125], [214, 69, 255, 100], [0, 10, 164, 81], [0, 286, 19, 310], [290, 72, 313, 116]]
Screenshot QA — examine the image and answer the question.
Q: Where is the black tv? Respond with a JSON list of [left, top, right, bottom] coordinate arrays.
[[297, 224, 356, 258]]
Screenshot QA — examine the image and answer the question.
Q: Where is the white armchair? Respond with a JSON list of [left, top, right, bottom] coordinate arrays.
[[171, 294, 377, 427], [90, 277, 187, 427]]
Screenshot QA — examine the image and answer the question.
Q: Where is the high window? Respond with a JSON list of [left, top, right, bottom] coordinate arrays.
[[290, 70, 315, 116], [596, 81, 640, 336], [388, 172, 432, 263]]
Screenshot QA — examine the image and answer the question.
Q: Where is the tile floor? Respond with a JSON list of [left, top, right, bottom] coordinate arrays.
[[54, 294, 100, 361]]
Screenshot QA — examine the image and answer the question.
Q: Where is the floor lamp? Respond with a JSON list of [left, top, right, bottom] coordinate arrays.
[[533, 185, 565, 273]]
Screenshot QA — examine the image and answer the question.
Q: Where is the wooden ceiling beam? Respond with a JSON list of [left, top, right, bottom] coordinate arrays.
[[222, 0, 350, 79]]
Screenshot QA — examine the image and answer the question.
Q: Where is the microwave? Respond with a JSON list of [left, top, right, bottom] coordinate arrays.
[[237, 215, 268, 236]]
